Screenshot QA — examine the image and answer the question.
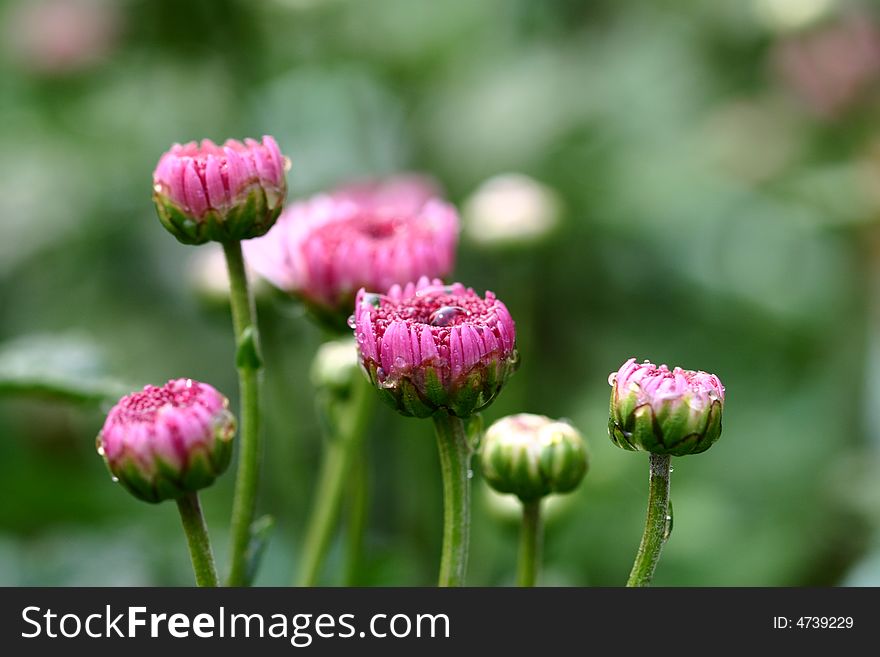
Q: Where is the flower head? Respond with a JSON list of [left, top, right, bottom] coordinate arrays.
[[97, 379, 236, 503], [243, 175, 458, 329], [608, 358, 725, 456], [354, 276, 517, 418], [152, 136, 288, 245], [480, 414, 588, 502]]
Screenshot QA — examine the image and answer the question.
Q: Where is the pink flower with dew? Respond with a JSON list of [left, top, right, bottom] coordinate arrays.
[[243, 175, 458, 327], [97, 379, 236, 503], [354, 276, 518, 418], [608, 358, 725, 456], [152, 136, 288, 245]]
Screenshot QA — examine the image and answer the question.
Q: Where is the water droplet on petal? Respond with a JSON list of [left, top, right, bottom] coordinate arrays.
[[96, 446, 105, 456], [153, 184, 162, 193], [429, 306, 467, 327], [393, 357, 408, 370], [347, 314, 357, 329], [361, 293, 382, 308], [111, 476, 119, 483], [283, 156, 293, 172]]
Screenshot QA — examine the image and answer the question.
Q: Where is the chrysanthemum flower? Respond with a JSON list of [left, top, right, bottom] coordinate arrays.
[[243, 176, 458, 328], [354, 276, 518, 418], [97, 379, 236, 503], [152, 136, 288, 244]]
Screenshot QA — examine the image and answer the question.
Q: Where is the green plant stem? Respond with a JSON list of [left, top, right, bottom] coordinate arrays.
[[517, 499, 543, 587], [627, 453, 672, 587], [222, 240, 263, 587], [297, 373, 373, 586], [176, 493, 219, 587], [432, 411, 472, 587], [344, 451, 369, 585]]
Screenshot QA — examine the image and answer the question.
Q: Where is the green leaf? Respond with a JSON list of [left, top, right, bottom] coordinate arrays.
[[244, 515, 275, 586], [0, 333, 133, 405]]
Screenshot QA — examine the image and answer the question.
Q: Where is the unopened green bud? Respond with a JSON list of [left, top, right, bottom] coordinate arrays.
[[480, 414, 588, 502]]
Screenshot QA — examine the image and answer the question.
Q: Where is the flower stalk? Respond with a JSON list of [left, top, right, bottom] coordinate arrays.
[[176, 492, 220, 587], [297, 370, 373, 586], [432, 411, 472, 587], [517, 499, 542, 587], [223, 240, 263, 587], [627, 453, 672, 587]]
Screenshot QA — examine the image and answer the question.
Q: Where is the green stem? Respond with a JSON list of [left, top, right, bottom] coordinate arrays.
[[222, 240, 263, 587], [517, 499, 543, 587], [297, 372, 373, 586], [176, 493, 219, 587], [344, 450, 369, 586], [627, 453, 672, 587], [432, 412, 472, 587]]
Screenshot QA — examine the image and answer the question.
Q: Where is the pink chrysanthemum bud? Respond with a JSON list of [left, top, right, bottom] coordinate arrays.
[[243, 175, 459, 329], [97, 379, 236, 503], [152, 136, 289, 245], [608, 358, 725, 456], [354, 276, 518, 418]]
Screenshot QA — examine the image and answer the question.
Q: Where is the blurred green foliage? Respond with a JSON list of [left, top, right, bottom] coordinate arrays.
[[2, 0, 880, 586]]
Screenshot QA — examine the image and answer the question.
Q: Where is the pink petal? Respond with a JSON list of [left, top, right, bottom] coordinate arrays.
[[183, 160, 208, 216], [204, 155, 227, 209]]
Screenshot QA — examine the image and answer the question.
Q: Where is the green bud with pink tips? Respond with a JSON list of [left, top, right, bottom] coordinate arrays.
[[608, 358, 725, 457], [480, 414, 588, 502], [97, 379, 236, 503]]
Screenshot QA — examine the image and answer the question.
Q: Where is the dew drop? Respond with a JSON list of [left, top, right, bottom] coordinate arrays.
[[607, 372, 617, 386], [347, 314, 357, 329], [97, 446, 105, 456], [111, 476, 119, 483], [283, 156, 293, 172], [361, 293, 382, 308], [429, 306, 467, 327], [467, 469, 474, 479], [393, 357, 408, 369]]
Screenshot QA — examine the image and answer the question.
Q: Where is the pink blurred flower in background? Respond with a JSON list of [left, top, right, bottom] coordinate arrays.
[[244, 175, 459, 328], [152, 136, 288, 244], [97, 379, 236, 503], [772, 13, 880, 118], [2, 0, 121, 76], [354, 276, 518, 418]]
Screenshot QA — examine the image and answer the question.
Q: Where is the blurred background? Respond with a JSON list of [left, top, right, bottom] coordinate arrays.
[[2, 0, 880, 586]]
